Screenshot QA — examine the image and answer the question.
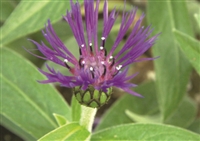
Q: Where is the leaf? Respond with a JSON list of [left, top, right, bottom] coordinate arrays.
[[95, 82, 159, 131], [125, 110, 161, 123], [0, 1, 15, 22], [173, 29, 200, 75], [194, 13, 200, 28], [188, 119, 200, 134], [162, 96, 197, 128], [5, 36, 43, 66], [187, 1, 200, 35], [1, 0, 74, 45], [53, 113, 68, 126], [147, 0, 194, 121], [71, 95, 81, 122], [126, 95, 197, 128], [38, 122, 90, 141], [0, 115, 36, 141], [1, 48, 71, 140], [91, 123, 200, 140]]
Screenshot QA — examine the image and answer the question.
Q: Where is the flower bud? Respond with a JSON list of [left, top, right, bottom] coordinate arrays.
[[74, 86, 112, 108]]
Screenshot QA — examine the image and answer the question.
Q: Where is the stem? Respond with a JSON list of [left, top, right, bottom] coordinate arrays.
[[80, 105, 97, 132]]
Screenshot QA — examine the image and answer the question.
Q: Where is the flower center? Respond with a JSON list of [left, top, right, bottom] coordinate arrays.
[[64, 37, 122, 85]]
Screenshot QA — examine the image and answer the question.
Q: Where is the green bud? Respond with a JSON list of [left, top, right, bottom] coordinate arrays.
[[73, 86, 112, 108]]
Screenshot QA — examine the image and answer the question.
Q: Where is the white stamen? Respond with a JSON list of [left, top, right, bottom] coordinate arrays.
[[101, 37, 105, 40], [82, 61, 85, 64], [110, 56, 113, 59], [100, 46, 104, 50], [116, 65, 122, 70], [101, 61, 105, 64], [116, 67, 120, 70], [89, 43, 92, 46], [64, 59, 68, 63], [90, 67, 94, 71], [81, 44, 84, 47]]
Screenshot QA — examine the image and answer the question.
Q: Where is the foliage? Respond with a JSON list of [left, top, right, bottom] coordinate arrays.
[[1, 0, 200, 140]]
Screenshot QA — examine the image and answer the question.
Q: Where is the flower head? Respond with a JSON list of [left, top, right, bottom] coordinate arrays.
[[27, 0, 159, 108]]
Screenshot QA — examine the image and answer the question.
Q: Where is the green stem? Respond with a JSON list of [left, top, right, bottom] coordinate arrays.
[[80, 105, 97, 132]]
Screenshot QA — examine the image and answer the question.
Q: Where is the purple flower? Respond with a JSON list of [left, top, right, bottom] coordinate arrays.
[[27, 0, 159, 107]]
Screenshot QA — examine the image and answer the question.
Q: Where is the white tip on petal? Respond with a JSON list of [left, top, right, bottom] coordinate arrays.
[[110, 56, 113, 59], [116, 65, 122, 70], [100, 46, 104, 50], [82, 61, 85, 64], [101, 37, 105, 40], [81, 44, 84, 47], [101, 61, 105, 64], [90, 67, 94, 71], [64, 59, 68, 63], [89, 43, 92, 46]]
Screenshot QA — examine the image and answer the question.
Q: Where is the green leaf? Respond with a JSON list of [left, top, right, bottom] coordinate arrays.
[[147, 0, 194, 121], [194, 13, 200, 28], [173, 29, 200, 75], [0, 115, 35, 141], [124, 96, 197, 128], [1, 0, 74, 45], [164, 96, 197, 128], [95, 82, 159, 131], [1, 48, 71, 140], [71, 95, 81, 122], [53, 113, 68, 127], [92, 123, 200, 140], [188, 119, 200, 134], [6, 36, 43, 66], [0, 1, 15, 22], [38, 122, 90, 141], [187, 1, 200, 34], [125, 110, 161, 123]]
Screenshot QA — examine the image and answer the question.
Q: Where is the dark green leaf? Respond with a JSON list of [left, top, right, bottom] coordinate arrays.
[[173, 29, 200, 75], [6, 36, 43, 66], [164, 96, 197, 128], [0, 115, 35, 141], [147, 0, 194, 121], [0, 1, 15, 22], [38, 122, 90, 141], [1, 48, 71, 140], [92, 123, 200, 140], [188, 119, 200, 134]]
